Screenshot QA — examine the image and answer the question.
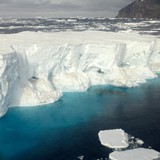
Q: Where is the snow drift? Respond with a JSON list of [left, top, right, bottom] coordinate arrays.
[[0, 31, 160, 117]]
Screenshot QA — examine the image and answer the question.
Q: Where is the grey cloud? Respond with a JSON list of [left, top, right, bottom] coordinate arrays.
[[0, 0, 134, 17]]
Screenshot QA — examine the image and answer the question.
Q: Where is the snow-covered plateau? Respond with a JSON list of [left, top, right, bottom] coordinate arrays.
[[0, 31, 160, 117]]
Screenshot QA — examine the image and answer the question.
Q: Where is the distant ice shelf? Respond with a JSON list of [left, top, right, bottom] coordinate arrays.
[[0, 31, 160, 117]]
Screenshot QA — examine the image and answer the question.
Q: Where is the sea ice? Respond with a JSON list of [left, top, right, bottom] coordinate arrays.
[[98, 129, 129, 149], [135, 138, 144, 145], [98, 129, 159, 160], [109, 148, 160, 160]]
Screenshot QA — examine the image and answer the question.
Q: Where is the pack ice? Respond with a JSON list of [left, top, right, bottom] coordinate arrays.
[[0, 31, 160, 117]]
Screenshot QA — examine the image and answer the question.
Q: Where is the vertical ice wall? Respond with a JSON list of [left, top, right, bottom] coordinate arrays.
[[12, 45, 62, 107], [0, 31, 160, 117], [0, 52, 18, 117]]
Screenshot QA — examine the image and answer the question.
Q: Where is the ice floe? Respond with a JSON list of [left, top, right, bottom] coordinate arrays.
[[98, 129, 129, 149], [109, 148, 160, 160]]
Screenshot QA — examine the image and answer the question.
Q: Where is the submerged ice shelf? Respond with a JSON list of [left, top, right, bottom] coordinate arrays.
[[0, 31, 160, 117]]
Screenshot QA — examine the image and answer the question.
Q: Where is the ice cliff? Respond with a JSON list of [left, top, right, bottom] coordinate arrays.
[[0, 31, 160, 117]]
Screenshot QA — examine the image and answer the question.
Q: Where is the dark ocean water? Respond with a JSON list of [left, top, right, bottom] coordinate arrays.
[[0, 76, 160, 160]]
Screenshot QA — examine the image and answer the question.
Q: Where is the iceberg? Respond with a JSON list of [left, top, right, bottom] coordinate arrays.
[[0, 31, 160, 117]]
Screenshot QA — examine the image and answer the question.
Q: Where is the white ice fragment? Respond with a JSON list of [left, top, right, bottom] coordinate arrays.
[[98, 129, 129, 149], [135, 138, 144, 145], [109, 148, 160, 160]]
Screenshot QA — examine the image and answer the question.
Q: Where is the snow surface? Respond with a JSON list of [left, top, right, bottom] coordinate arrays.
[[0, 31, 160, 117], [98, 129, 129, 149], [109, 148, 160, 160]]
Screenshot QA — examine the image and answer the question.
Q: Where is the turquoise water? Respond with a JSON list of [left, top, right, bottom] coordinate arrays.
[[0, 77, 160, 160]]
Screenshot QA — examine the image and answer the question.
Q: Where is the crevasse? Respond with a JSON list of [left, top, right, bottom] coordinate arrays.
[[0, 31, 160, 117]]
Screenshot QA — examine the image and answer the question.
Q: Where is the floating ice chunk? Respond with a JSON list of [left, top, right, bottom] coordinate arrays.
[[128, 136, 144, 148], [109, 148, 160, 160], [98, 129, 129, 149], [77, 155, 84, 160], [135, 138, 144, 145]]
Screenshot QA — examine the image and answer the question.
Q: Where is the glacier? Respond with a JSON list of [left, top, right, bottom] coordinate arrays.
[[0, 31, 160, 117]]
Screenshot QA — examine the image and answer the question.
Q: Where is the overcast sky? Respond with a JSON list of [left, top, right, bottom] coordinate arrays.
[[0, 0, 134, 18]]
